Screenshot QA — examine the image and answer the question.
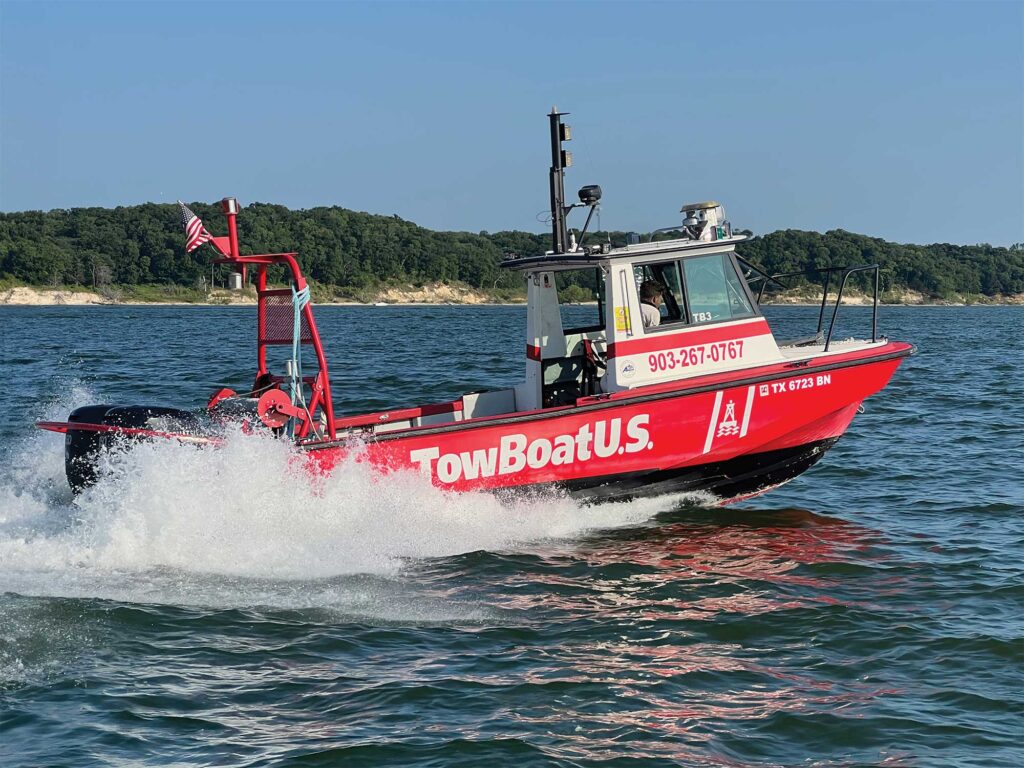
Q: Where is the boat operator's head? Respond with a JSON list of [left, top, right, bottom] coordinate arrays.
[[640, 280, 664, 307]]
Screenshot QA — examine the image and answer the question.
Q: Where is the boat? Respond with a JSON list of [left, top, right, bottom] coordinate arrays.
[[38, 109, 914, 503]]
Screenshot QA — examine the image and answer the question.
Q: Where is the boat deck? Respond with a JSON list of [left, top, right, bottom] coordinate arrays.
[[778, 337, 886, 360]]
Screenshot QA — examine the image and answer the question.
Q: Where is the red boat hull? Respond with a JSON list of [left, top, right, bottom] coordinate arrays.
[[305, 342, 913, 503]]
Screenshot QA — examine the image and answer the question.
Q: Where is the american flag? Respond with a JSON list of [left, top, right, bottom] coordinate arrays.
[[177, 201, 214, 253]]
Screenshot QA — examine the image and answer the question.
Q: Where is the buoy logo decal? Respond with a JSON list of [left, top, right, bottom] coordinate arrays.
[[703, 386, 755, 454]]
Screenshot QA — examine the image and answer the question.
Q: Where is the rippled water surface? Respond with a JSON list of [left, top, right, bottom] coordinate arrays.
[[1, 304, 1021, 767]]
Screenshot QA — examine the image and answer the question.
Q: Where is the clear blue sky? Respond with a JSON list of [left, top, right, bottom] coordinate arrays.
[[1, 1, 1021, 245]]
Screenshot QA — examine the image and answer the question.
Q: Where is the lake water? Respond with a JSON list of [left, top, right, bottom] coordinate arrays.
[[1, 304, 1021, 767]]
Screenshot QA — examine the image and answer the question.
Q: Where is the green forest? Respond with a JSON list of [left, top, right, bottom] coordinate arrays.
[[1, 201, 1021, 302]]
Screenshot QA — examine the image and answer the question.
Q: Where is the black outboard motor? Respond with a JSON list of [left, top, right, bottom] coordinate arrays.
[[65, 404, 116, 493], [64, 404, 207, 493]]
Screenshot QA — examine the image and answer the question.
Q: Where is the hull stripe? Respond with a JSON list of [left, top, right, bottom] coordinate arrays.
[[703, 391, 724, 454], [740, 385, 754, 437], [607, 319, 770, 358]]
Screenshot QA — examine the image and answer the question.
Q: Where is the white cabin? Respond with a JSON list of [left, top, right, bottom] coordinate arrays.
[[506, 207, 784, 411]]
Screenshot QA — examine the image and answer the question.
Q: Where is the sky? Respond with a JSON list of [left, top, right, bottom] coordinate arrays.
[[1, 1, 1021, 246]]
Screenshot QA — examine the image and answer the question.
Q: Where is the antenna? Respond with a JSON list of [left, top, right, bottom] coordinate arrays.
[[548, 108, 571, 254]]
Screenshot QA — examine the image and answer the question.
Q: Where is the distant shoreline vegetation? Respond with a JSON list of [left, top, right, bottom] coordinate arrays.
[[1, 202, 1021, 305]]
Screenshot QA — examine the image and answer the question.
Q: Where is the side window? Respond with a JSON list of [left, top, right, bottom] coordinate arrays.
[[683, 254, 755, 323], [556, 268, 604, 332], [634, 260, 688, 330]]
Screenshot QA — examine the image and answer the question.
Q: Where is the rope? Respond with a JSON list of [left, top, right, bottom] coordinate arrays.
[[288, 284, 311, 438]]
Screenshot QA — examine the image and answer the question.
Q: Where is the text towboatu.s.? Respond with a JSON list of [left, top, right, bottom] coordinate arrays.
[[39, 109, 914, 503], [407, 414, 653, 483]]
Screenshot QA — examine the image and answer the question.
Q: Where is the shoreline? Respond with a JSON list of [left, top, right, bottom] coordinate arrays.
[[3, 299, 1020, 308], [1, 286, 1020, 308], [0, 285, 527, 308]]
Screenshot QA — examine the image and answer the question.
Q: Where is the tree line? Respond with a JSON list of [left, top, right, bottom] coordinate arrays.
[[735, 228, 1023, 299], [1, 202, 1020, 299]]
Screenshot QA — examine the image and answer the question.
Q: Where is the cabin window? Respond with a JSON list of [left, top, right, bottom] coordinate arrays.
[[682, 253, 756, 324], [634, 261, 688, 329], [556, 268, 604, 332]]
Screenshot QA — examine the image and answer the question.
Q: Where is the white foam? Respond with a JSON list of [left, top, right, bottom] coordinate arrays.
[[0, 406, 698, 607]]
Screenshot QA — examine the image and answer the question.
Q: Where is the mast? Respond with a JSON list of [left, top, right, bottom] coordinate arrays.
[[548, 107, 571, 254]]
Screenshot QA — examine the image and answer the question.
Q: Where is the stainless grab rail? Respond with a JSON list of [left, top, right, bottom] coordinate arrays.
[[739, 259, 880, 352]]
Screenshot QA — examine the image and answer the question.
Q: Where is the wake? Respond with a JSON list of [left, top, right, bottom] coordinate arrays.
[[0, 390, 696, 606]]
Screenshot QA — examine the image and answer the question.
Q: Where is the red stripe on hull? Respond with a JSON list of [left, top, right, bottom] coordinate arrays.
[[607, 319, 770, 358]]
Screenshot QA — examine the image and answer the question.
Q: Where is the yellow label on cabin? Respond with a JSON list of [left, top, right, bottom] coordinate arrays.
[[614, 306, 630, 331]]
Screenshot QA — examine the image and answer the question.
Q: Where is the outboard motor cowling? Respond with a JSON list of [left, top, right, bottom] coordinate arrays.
[[65, 404, 116, 493], [64, 404, 207, 493]]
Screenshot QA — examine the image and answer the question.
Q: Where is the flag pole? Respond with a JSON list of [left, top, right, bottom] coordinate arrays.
[[221, 197, 245, 285]]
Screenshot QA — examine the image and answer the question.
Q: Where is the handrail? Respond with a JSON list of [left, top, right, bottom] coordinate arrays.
[[824, 264, 879, 351], [741, 260, 880, 353]]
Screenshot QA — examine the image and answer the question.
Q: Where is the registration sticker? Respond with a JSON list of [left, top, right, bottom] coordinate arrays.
[[614, 306, 630, 331]]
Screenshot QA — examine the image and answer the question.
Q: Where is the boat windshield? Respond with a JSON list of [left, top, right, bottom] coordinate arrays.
[[682, 253, 757, 324]]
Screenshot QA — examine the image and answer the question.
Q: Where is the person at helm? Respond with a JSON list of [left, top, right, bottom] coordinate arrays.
[[640, 280, 664, 328]]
